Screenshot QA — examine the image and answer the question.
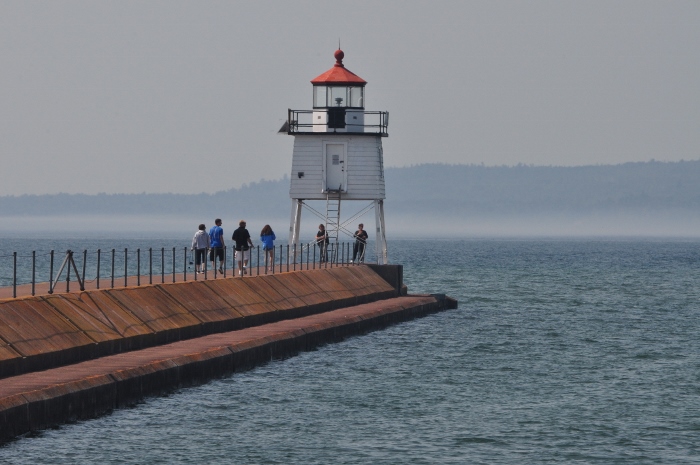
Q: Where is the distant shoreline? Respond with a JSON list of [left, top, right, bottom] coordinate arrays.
[[1, 161, 698, 237]]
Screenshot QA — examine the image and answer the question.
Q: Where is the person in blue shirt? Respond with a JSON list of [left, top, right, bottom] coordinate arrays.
[[209, 218, 225, 274], [260, 224, 276, 272]]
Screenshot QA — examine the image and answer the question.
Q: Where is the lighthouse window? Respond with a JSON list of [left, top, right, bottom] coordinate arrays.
[[349, 87, 364, 108], [329, 87, 346, 107], [314, 85, 363, 108], [313, 86, 327, 108]]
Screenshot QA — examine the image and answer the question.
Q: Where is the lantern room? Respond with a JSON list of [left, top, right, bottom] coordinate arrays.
[[311, 49, 366, 109], [309, 49, 367, 133]]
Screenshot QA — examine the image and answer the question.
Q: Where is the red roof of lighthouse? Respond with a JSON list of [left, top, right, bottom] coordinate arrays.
[[310, 49, 367, 86]]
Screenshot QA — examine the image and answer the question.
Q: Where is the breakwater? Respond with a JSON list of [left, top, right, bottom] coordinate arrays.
[[0, 265, 456, 443]]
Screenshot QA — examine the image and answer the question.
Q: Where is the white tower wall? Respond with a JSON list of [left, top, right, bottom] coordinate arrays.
[[289, 135, 385, 200]]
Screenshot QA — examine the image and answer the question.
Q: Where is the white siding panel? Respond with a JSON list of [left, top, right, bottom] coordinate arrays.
[[289, 134, 385, 200]]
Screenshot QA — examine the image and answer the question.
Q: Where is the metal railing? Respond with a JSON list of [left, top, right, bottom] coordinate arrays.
[[0, 241, 370, 299], [287, 109, 389, 136]]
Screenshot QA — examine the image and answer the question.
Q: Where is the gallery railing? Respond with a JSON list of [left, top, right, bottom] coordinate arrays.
[[0, 241, 371, 299], [287, 109, 389, 136]]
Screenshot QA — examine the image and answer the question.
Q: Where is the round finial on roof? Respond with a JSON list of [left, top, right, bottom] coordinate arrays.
[[334, 49, 345, 67]]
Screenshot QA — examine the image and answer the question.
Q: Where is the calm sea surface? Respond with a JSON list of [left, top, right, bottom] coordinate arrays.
[[1, 237, 699, 464]]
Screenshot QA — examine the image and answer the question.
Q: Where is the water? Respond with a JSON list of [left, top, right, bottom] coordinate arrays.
[[1, 237, 700, 464]]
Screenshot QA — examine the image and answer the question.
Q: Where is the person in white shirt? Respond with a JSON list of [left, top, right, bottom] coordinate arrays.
[[191, 224, 210, 274]]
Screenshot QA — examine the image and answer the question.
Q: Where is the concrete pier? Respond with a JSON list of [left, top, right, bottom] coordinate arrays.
[[0, 265, 457, 444]]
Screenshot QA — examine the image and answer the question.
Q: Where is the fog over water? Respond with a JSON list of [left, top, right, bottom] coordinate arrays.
[[2, 161, 698, 239], [2, 212, 699, 240]]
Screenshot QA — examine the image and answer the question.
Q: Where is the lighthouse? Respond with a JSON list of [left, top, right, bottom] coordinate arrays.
[[286, 49, 389, 264]]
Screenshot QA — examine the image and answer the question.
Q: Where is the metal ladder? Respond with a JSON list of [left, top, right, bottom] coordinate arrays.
[[325, 189, 342, 262]]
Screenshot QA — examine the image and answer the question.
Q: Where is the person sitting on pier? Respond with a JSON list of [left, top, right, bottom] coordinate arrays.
[[232, 220, 254, 275], [191, 224, 210, 274]]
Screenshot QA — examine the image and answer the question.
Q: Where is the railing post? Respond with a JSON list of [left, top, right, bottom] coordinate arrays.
[[124, 248, 128, 287], [80, 249, 87, 291], [161, 247, 165, 283], [204, 248, 208, 280], [96, 249, 101, 290], [65, 250, 72, 293], [181, 247, 185, 282], [149, 247, 152, 285], [12, 252, 17, 299], [48, 250, 54, 294], [31, 251, 36, 296], [293, 244, 296, 272], [137, 248, 141, 286], [111, 249, 115, 288], [286, 244, 290, 272]]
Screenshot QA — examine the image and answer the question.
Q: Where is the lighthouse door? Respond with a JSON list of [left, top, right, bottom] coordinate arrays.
[[325, 143, 346, 191]]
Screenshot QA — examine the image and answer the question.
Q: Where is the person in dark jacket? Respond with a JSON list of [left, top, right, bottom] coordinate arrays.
[[232, 220, 254, 275], [316, 224, 329, 262], [352, 223, 368, 263]]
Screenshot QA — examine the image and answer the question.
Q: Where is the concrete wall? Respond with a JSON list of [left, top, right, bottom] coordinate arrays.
[[0, 266, 399, 379], [0, 263, 463, 444], [0, 294, 457, 444]]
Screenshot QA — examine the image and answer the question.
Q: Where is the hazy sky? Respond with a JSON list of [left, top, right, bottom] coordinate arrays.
[[1, 0, 698, 195]]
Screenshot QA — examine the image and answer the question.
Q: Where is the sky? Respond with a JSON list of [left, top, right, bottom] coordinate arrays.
[[0, 0, 698, 196]]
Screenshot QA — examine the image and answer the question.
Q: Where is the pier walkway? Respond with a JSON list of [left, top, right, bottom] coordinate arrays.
[[0, 265, 456, 443], [0, 294, 448, 442], [0, 262, 353, 300]]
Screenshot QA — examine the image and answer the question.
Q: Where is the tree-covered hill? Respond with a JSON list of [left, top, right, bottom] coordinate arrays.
[[1, 160, 699, 219]]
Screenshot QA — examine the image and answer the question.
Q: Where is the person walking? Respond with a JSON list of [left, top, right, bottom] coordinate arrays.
[[232, 220, 254, 276], [209, 218, 225, 274], [316, 224, 329, 262], [352, 223, 368, 263], [191, 224, 210, 273], [260, 225, 276, 272]]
